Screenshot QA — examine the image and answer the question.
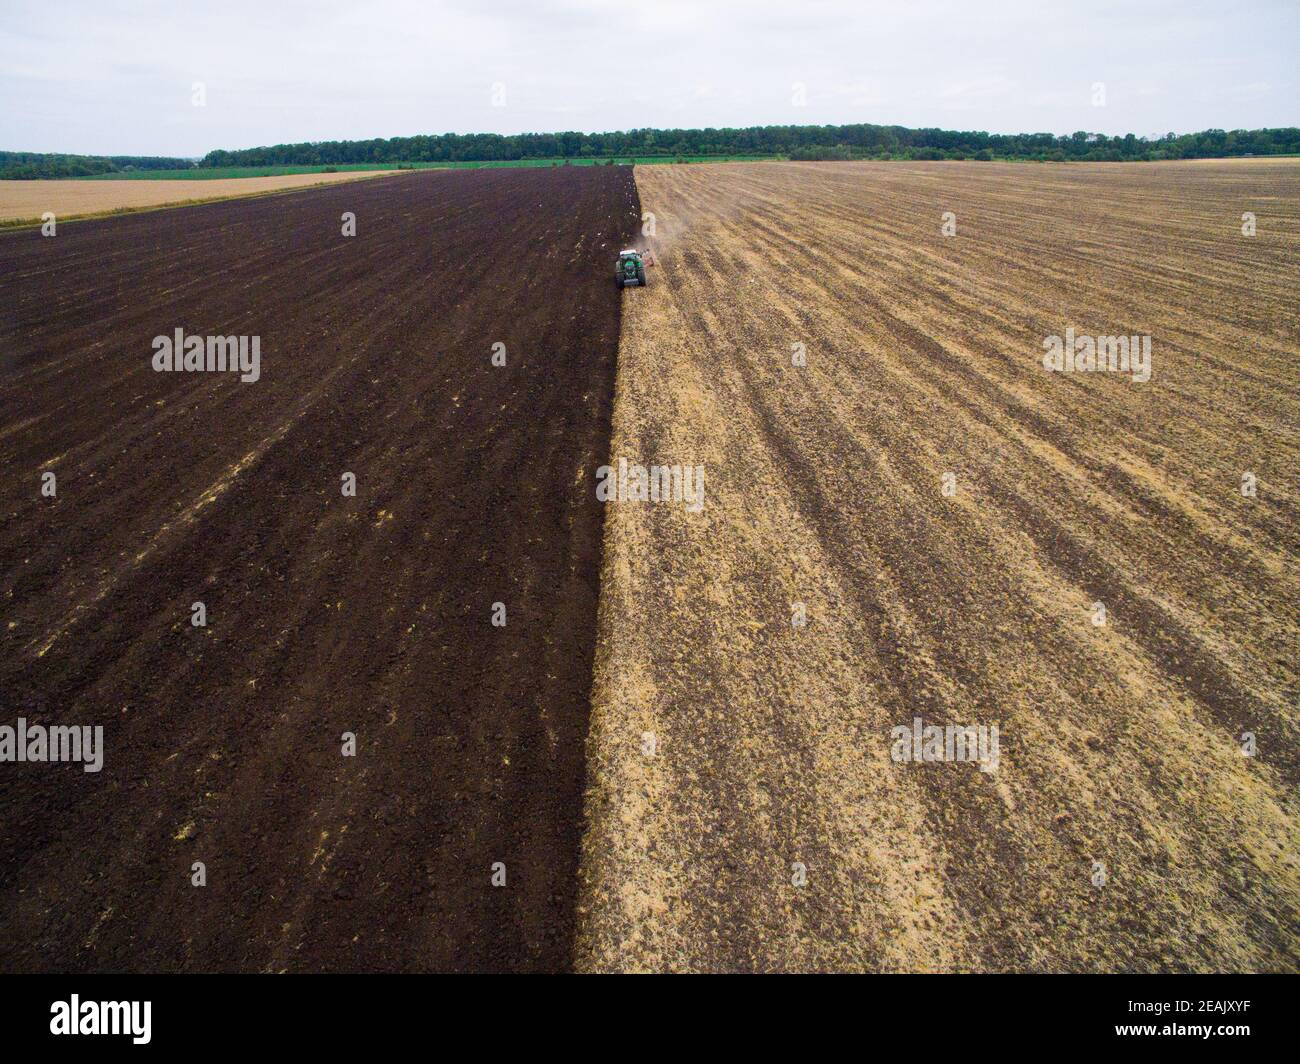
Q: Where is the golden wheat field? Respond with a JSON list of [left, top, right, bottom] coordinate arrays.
[[0, 169, 398, 223], [578, 158, 1300, 972]]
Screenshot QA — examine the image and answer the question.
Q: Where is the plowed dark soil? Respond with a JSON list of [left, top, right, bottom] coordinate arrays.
[[0, 166, 641, 971]]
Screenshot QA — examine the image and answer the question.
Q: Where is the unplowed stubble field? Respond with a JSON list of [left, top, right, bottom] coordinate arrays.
[[580, 159, 1299, 972], [0, 170, 399, 223]]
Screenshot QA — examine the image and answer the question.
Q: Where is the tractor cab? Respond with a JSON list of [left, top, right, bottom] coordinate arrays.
[[616, 249, 647, 288]]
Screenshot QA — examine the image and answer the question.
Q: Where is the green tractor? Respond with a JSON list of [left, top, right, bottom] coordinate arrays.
[[616, 248, 647, 289]]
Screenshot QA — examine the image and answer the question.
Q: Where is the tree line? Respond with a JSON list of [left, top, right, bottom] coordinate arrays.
[[199, 124, 1300, 166], [0, 151, 192, 179], [4, 124, 1296, 178]]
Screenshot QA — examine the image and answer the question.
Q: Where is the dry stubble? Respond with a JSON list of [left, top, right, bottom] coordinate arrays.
[[578, 159, 1299, 973]]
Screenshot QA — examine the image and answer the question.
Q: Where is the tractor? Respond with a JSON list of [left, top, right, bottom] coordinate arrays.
[[616, 249, 648, 289]]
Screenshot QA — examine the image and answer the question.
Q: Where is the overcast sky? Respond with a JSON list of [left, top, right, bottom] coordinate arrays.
[[1, 0, 1295, 157]]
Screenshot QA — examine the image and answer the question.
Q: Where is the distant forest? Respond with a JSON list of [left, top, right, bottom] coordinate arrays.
[[198, 124, 1300, 166], [0, 151, 192, 179], [4, 124, 1297, 178]]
